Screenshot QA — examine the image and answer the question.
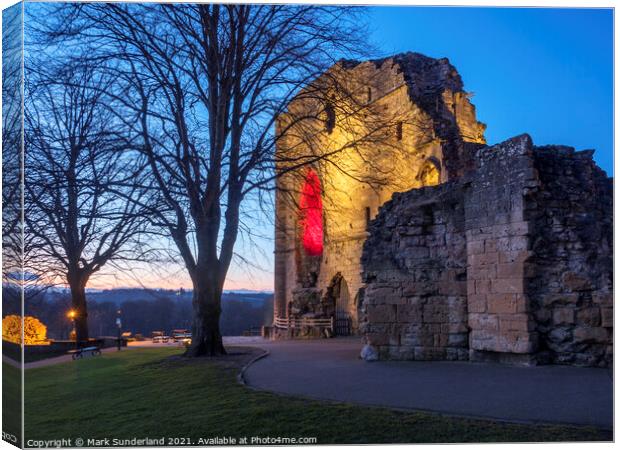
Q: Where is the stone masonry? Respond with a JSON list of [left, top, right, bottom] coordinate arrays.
[[526, 144, 613, 366], [360, 182, 469, 361], [360, 134, 613, 367], [273, 51, 612, 367]]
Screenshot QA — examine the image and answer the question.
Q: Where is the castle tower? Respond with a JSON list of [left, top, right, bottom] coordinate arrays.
[[273, 52, 486, 338]]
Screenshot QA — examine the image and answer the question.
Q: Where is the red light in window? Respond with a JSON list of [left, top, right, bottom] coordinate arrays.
[[299, 169, 323, 256]]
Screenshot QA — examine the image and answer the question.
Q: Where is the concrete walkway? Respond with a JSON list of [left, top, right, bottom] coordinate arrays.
[[4, 346, 137, 370], [243, 337, 613, 428], [4, 336, 265, 370]]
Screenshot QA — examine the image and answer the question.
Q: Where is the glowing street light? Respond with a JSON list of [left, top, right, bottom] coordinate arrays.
[[67, 309, 77, 348], [116, 309, 122, 351]]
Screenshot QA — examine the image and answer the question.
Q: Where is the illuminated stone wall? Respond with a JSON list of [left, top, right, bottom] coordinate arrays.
[[360, 134, 613, 367], [274, 52, 485, 336]]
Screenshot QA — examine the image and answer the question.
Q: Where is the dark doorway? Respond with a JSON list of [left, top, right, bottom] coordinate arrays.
[[329, 274, 352, 336]]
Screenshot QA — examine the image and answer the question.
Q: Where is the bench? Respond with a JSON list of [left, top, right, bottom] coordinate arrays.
[[68, 346, 102, 360]]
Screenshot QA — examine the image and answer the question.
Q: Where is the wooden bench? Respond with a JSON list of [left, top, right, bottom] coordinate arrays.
[[68, 346, 102, 360]]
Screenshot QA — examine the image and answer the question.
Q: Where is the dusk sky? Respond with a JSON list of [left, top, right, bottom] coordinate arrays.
[[369, 6, 613, 174], [92, 6, 613, 292]]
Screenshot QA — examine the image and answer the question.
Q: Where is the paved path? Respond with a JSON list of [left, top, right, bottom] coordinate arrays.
[[243, 337, 613, 428], [5, 346, 137, 370], [3, 336, 265, 370], [127, 336, 265, 349]]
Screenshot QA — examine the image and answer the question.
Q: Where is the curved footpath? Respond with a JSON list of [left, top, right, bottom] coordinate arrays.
[[242, 337, 613, 429]]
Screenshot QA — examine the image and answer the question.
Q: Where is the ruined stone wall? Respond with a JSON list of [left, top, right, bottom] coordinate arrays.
[[526, 146, 613, 367], [360, 183, 469, 360], [465, 135, 538, 364], [361, 134, 613, 366]]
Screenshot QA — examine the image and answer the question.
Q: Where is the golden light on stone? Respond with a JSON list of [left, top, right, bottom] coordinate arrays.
[[274, 54, 486, 334], [418, 160, 440, 187]]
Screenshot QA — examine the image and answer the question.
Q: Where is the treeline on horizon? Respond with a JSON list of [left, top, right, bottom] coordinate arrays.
[[4, 287, 273, 340]]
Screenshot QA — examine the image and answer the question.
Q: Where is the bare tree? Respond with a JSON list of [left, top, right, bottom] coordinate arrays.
[[39, 4, 406, 356], [24, 61, 149, 344], [3, 5, 24, 315]]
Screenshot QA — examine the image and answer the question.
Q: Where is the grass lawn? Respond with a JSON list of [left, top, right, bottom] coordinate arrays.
[[17, 347, 611, 445], [3, 360, 22, 445]]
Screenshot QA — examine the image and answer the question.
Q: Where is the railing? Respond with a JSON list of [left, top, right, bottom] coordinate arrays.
[[242, 327, 262, 336], [274, 316, 334, 331]]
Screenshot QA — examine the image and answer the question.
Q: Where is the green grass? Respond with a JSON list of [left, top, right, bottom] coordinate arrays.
[[3, 362, 22, 445], [20, 347, 611, 445]]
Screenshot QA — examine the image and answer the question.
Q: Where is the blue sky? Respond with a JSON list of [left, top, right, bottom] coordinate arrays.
[[87, 6, 613, 291], [369, 6, 614, 175]]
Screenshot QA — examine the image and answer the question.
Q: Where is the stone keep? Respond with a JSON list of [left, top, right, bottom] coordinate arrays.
[[273, 52, 485, 337], [273, 52, 612, 367]]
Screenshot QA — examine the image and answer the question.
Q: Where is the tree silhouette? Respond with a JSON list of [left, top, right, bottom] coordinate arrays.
[[33, 4, 406, 356], [24, 61, 149, 344]]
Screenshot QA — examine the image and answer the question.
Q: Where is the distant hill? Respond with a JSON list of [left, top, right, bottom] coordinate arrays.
[[81, 288, 273, 306], [21, 287, 274, 338]]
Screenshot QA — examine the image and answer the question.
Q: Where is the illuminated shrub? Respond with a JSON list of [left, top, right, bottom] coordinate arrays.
[[2, 315, 49, 345]]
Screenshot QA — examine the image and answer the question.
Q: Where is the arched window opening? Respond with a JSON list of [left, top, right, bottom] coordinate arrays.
[[366, 87, 372, 103], [418, 159, 441, 187], [396, 121, 403, 141], [324, 103, 335, 134], [299, 169, 323, 256]]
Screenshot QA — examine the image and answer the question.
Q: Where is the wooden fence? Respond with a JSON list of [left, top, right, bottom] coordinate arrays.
[[273, 316, 334, 332]]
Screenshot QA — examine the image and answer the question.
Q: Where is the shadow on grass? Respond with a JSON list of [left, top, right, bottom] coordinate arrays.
[[19, 346, 612, 445]]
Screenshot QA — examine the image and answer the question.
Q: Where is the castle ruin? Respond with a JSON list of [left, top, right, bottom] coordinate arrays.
[[272, 52, 612, 367]]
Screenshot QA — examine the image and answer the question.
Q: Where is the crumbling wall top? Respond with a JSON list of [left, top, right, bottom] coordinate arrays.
[[342, 52, 464, 96]]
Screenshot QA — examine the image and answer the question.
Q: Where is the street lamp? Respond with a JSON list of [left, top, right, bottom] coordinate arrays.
[[116, 309, 122, 351], [67, 309, 77, 348]]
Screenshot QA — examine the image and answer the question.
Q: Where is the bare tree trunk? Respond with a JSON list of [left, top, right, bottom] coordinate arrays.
[[68, 275, 89, 346], [186, 278, 226, 356], [46, 3, 370, 358]]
